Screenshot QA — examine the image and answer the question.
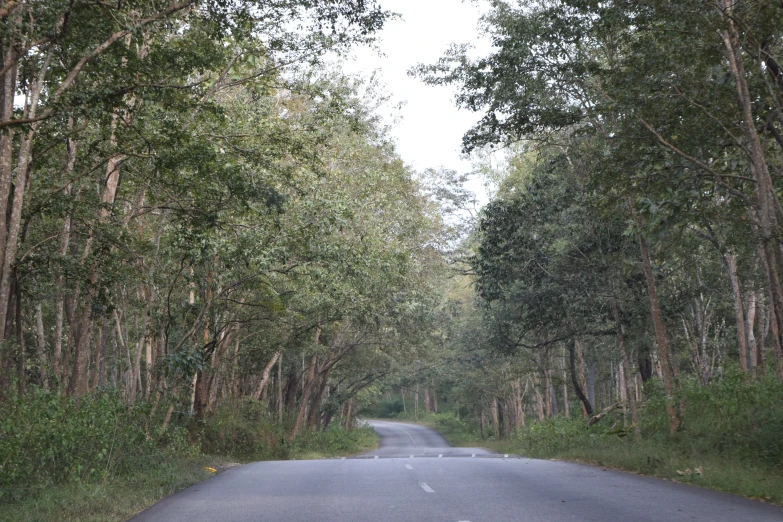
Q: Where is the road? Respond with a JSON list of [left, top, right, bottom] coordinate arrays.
[[130, 420, 783, 521]]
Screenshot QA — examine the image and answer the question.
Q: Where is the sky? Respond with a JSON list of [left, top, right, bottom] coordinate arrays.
[[338, 0, 493, 202]]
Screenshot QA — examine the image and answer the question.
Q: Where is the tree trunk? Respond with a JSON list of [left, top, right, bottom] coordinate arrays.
[[307, 366, 331, 429], [560, 346, 570, 418], [611, 298, 640, 439], [0, 52, 50, 349], [546, 368, 558, 417], [53, 177, 74, 389], [721, 12, 783, 378], [253, 352, 281, 401], [638, 233, 679, 433], [725, 253, 749, 372], [431, 379, 438, 413], [289, 350, 318, 440], [479, 400, 486, 439], [278, 352, 284, 423], [34, 303, 48, 389], [745, 289, 758, 371], [344, 399, 353, 429], [491, 396, 501, 439], [568, 339, 593, 415], [532, 373, 545, 422], [0, 43, 19, 280]]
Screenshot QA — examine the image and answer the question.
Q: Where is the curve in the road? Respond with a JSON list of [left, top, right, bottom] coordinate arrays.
[[358, 419, 495, 458], [129, 420, 783, 522]]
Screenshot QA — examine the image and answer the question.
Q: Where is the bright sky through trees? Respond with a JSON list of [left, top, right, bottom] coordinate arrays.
[[339, 0, 491, 203]]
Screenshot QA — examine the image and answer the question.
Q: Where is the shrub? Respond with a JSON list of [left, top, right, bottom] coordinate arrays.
[[361, 398, 404, 418], [0, 388, 193, 492], [196, 397, 288, 460]]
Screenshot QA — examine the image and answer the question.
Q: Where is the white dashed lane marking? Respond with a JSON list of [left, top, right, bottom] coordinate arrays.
[[419, 482, 435, 493], [405, 464, 413, 470]]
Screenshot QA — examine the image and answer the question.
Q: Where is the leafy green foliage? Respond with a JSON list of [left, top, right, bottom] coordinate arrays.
[[197, 398, 378, 460], [0, 389, 194, 496]]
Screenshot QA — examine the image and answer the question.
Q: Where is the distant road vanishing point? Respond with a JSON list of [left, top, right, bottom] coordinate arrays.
[[130, 420, 783, 521]]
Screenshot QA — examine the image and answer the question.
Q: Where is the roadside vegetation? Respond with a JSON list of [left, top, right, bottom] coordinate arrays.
[[4, 0, 783, 519], [0, 389, 378, 521], [1, 1, 415, 520], [368, 370, 783, 503], [362, 0, 783, 508]]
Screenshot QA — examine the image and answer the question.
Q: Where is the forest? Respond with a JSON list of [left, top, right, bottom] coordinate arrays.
[[374, 0, 783, 504], [1, 0, 783, 519]]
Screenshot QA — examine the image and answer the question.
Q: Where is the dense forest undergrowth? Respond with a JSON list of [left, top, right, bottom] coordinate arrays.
[[1, 389, 378, 521]]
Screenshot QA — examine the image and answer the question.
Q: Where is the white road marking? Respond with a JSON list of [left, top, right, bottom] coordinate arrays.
[[438, 454, 443, 458], [471, 454, 475, 458], [409, 454, 414, 458], [419, 482, 435, 493], [374, 456, 379, 459], [504, 454, 509, 458], [405, 464, 413, 470], [398, 427, 418, 446]]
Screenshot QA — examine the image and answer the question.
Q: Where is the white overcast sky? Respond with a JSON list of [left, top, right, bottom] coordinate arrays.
[[337, 0, 493, 201]]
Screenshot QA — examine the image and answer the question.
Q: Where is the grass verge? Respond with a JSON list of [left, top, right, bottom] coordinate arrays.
[[0, 456, 225, 522], [383, 371, 783, 505], [2, 425, 379, 522], [1, 391, 379, 522]]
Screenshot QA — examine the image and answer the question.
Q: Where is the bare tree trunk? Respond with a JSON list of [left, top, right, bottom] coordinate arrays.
[[53, 177, 73, 388], [612, 298, 640, 439], [0, 52, 51, 351], [344, 399, 353, 429], [745, 289, 758, 371], [253, 352, 281, 400], [479, 400, 486, 439], [726, 253, 749, 372], [68, 300, 95, 398], [639, 234, 679, 433], [532, 374, 545, 422], [289, 350, 318, 440], [569, 339, 593, 416], [278, 352, 284, 423], [231, 338, 241, 398], [35, 303, 48, 389], [722, 10, 783, 378], [560, 347, 570, 418], [511, 378, 526, 428], [307, 366, 331, 429], [491, 396, 501, 439], [0, 44, 19, 277], [424, 386, 431, 413], [543, 369, 553, 418]]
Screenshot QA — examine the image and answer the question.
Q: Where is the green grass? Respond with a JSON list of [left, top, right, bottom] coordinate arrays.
[[2, 425, 379, 522], [0, 456, 225, 522], [378, 371, 783, 505], [402, 413, 783, 504], [0, 391, 380, 522], [290, 423, 379, 460]]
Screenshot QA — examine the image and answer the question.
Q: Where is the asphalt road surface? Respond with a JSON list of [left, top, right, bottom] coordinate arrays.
[[130, 420, 783, 521]]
